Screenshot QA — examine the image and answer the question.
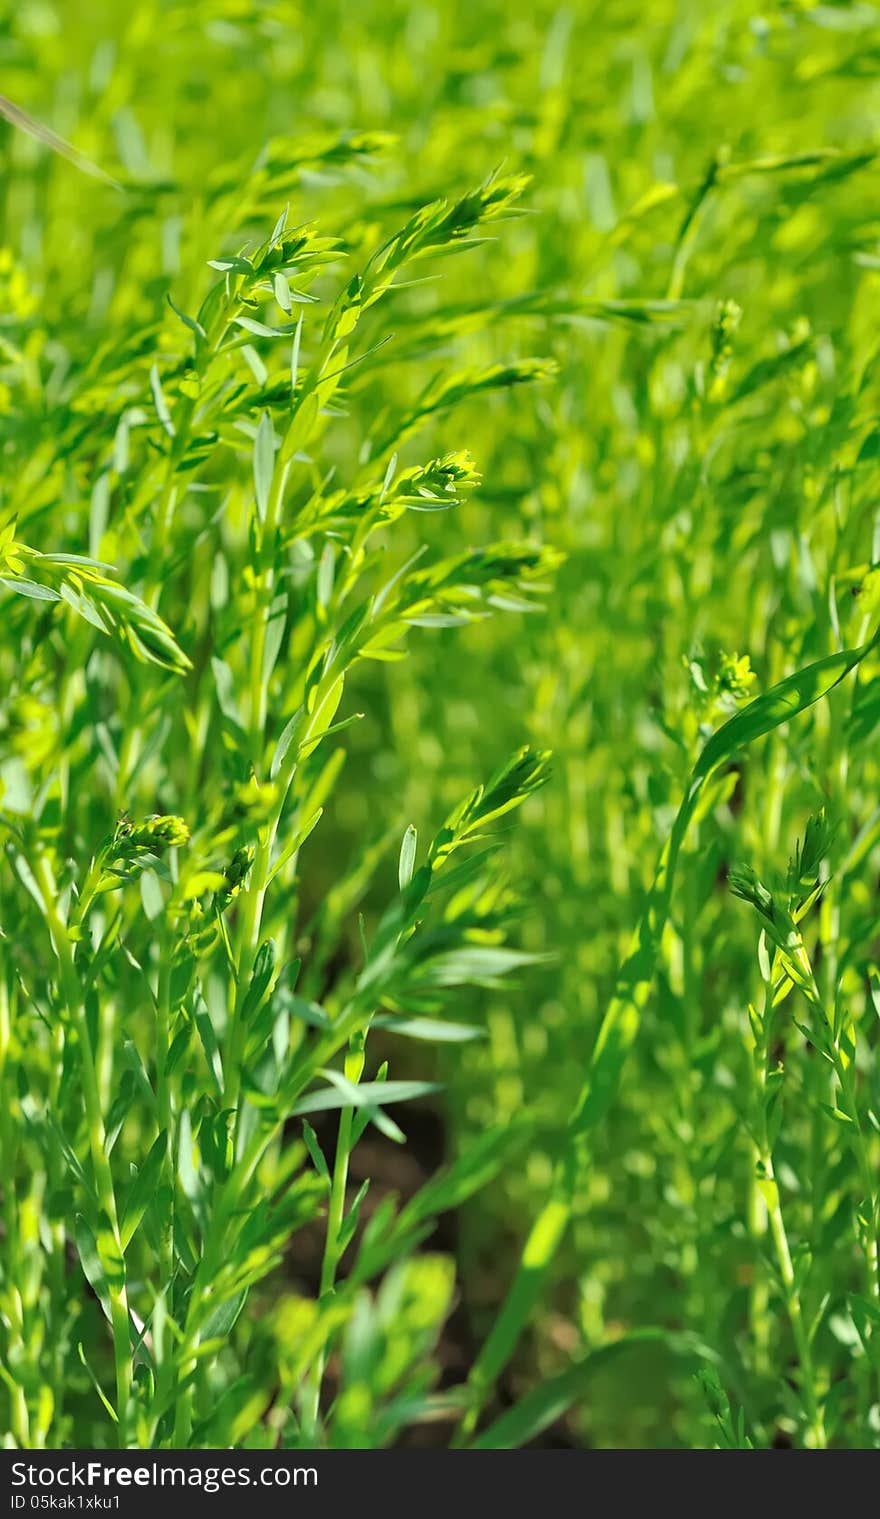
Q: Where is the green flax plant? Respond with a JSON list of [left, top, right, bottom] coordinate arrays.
[[0, 171, 569, 1448]]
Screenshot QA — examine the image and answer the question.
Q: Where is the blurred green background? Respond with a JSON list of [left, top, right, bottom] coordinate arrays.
[[4, 0, 880, 1447]]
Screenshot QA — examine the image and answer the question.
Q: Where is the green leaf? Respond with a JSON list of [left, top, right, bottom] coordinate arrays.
[[167, 293, 207, 342], [234, 315, 289, 339], [373, 1014, 483, 1043], [74, 1215, 112, 1323], [301, 1120, 330, 1183], [398, 824, 417, 890], [241, 940, 277, 1023], [291, 1074, 438, 1117], [253, 410, 275, 523], [77, 1344, 118, 1424], [150, 363, 175, 438], [120, 1131, 168, 1250], [0, 575, 60, 601], [274, 272, 292, 313], [192, 988, 224, 1095], [200, 1289, 249, 1341], [694, 641, 875, 783]]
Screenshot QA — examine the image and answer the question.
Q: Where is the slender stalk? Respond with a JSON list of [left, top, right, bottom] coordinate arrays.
[[224, 456, 293, 1128], [155, 931, 175, 1377], [760, 1157, 825, 1448], [748, 734, 786, 1376], [302, 1034, 364, 1438], [32, 853, 132, 1446], [750, 975, 826, 1449], [0, 969, 30, 1447]]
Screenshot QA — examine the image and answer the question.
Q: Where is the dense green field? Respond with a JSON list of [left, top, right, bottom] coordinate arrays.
[[3, 0, 880, 1450]]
